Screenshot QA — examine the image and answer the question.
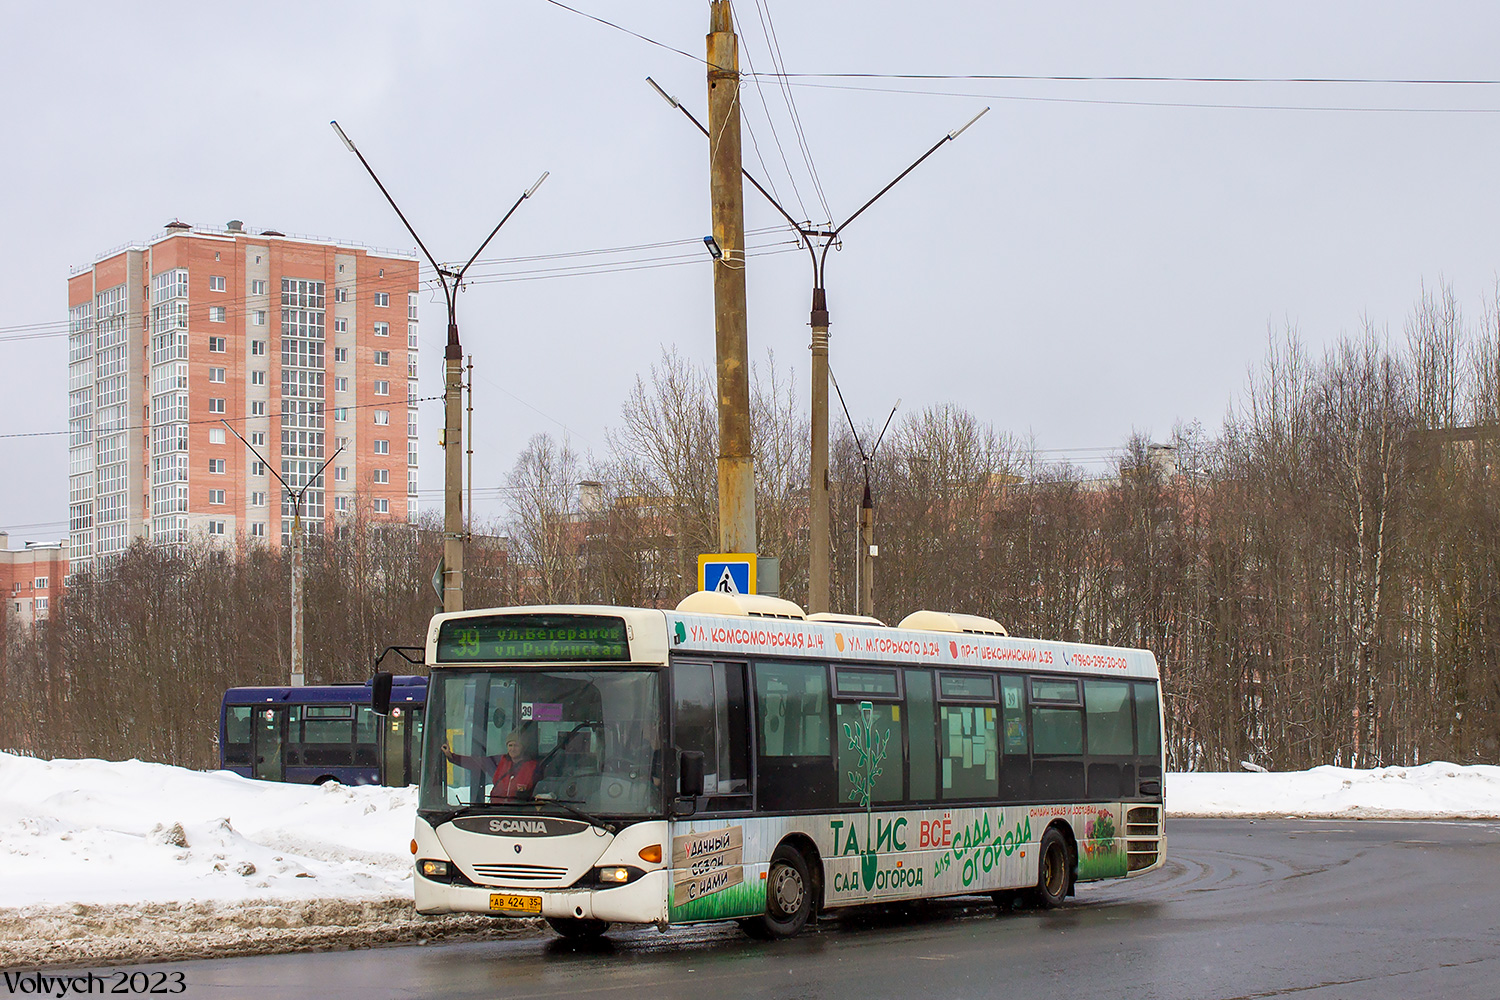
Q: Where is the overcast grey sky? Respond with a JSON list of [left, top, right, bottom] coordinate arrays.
[[3, 1, 1499, 539]]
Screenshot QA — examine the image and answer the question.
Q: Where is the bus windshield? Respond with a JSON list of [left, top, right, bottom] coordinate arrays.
[[420, 668, 662, 817]]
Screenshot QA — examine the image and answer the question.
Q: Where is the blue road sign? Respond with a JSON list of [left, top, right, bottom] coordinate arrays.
[[698, 553, 757, 595]]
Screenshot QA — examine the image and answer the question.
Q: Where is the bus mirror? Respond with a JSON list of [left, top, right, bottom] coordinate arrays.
[[678, 750, 705, 798], [371, 672, 394, 716]]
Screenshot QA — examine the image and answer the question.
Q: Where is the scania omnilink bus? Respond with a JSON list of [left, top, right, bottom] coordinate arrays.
[[394, 592, 1164, 939]]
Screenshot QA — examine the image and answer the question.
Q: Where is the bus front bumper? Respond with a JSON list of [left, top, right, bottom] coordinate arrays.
[[415, 868, 670, 925]]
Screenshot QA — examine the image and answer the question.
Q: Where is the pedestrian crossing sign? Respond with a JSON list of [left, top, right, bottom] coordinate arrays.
[[698, 553, 757, 596]]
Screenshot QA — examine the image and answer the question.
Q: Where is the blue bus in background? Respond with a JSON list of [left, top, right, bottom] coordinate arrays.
[[219, 676, 427, 786]]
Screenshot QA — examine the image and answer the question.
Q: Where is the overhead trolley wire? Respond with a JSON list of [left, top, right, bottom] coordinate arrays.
[[749, 0, 833, 221]]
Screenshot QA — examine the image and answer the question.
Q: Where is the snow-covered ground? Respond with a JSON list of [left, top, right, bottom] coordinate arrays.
[[1170, 761, 1500, 820], [0, 754, 529, 968], [3, 752, 1498, 968]]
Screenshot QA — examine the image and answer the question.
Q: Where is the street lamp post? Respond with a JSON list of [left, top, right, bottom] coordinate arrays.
[[222, 420, 342, 687], [830, 374, 899, 619], [645, 85, 987, 611], [331, 120, 546, 614]]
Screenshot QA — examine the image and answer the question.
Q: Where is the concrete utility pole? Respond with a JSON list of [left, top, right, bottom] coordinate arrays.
[[290, 499, 305, 687], [332, 120, 546, 613], [706, 0, 757, 558]]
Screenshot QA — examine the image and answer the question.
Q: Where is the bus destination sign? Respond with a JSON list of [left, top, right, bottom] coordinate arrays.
[[435, 614, 631, 663]]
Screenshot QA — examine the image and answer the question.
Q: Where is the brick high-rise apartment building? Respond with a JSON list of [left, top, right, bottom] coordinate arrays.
[[67, 221, 420, 567]]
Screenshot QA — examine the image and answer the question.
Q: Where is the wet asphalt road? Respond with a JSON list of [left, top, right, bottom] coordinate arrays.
[[61, 819, 1500, 999]]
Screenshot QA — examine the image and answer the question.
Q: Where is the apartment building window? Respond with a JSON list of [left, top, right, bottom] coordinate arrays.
[[251, 340, 266, 356], [209, 337, 227, 352], [373, 498, 389, 514], [253, 310, 267, 326], [373, 469, 389, 484], [34, 577, 47, 590], [335, 496, 350, 513], [250, 401, 266, 417], [335, 287, 349, 303], [374, 292, 389, 307], [209, 428, 225, 445], [209, 398, 226, 414], [408, 323, 419, 349], [374, 322, 389, 337], [209, 489, 225, 504], [373, 439, 389, 455], [251, 522, 267, 538], [209, 367, 225, 383], [373, 350, 389, 366], [208, 520, 226, 535], [408, 470, 418, 495], [335, 436, 349, 450], [209, 459, 225, 475], [209, 307, 226, 323], [408, 379, 419, 402], [251, 461, 266, 477], [35, 597, 49, 613], [408, 443, 419, 467], [334, 347, 348, 363], [374, 410, 389, 425], [408, 292, 419, 319], [334, 407, 349, 422], [251, 370, 266, 386], [251, 279, 268, 296], [250, 432, 265, 447], [210, 276, 226, 292], [334, 318, 348, 334], [334, 466, 348, 482], [374, 380, 389, 396], [251, 492, 267, 507], [334, 376, 348, 393]]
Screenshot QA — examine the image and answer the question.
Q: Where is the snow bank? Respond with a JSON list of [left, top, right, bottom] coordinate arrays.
[[1168, 762, 1500, 819], [0, 753, 417, 908], [0, 753, 534, 968]]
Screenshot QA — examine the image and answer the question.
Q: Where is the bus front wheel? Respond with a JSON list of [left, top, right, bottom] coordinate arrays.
[[740, 845, 812, 939], [1031, 828, 1071, 908], [546, 917, 610, 939]]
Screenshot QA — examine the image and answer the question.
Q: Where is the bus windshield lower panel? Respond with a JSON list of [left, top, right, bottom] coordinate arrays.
[[421, 668, 662, 818]]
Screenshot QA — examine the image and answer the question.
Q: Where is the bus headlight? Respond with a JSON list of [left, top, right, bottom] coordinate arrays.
[[579, 865, 644, 887], [419, 859, 450, 879]]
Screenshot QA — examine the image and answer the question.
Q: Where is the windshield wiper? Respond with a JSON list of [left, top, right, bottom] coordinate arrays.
[[532, 798, 617, 834]]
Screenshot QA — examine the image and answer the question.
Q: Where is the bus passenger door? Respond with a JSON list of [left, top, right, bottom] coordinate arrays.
[[671, 660, 751, 808], [252, 706, 286, 782]]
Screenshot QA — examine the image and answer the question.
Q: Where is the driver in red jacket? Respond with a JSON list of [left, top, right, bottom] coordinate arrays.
[[442, 729, 542, 801]]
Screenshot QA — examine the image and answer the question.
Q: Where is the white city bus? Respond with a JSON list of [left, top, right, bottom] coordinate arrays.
[[400, 591, 1165, 939]]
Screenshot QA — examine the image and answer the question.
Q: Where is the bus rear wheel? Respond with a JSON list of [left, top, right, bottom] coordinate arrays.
[[1030, 828, 1071, 909], [546, 917, 611, 939], [740, 845, 813, 939]]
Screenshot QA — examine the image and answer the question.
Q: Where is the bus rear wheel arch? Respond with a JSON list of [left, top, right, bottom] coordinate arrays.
[[740, 841, 819, 939]]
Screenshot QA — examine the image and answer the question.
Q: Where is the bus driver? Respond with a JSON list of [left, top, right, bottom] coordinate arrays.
[[442, 727, 542, 801]]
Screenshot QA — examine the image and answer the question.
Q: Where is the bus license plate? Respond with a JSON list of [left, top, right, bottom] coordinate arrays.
[[490, 893, 542, 914]]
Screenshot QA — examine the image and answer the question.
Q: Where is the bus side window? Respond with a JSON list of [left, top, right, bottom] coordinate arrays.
[[224, 706, 252, 765], [1134, 682, 1161, 757], [754, 661, 835, 812], [999, 676, 1028, 800], [904, 670, 936, 801], [755, 662, 830, 757]]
